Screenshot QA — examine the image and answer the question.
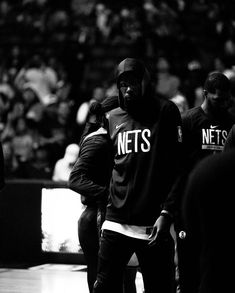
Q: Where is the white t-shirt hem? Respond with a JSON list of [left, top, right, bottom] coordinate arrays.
[[102, 220, 153, 241]]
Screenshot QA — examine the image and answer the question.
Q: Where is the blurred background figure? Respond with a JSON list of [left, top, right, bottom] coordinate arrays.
[[76, 86, 106, 127], [14, 54, 58, 106], [52, 143, 80, 182], [2, 139, 17, 179], [170, 92, 189, 115], [154, 56, 181, 99]]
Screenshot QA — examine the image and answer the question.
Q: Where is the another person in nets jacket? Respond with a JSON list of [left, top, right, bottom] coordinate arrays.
[[93, 58, 183, 293], [68, 96, 137, 293], [173, 71, 235, 293]]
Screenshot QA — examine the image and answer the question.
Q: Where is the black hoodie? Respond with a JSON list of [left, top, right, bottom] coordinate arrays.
[[106, 58, 183, 226]]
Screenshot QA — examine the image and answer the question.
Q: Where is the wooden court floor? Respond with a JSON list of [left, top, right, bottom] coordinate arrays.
[[0, 264, 89, 293], [0, 264, 144, 293]]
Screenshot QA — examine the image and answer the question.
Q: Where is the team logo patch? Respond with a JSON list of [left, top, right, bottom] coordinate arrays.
[[177, 126, 182, 142]]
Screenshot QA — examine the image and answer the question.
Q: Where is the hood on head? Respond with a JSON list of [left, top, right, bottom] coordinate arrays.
[[116, 58, 151, 96]]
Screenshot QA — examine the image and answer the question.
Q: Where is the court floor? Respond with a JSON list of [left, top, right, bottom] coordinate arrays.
[[0, 264, 144, 293]]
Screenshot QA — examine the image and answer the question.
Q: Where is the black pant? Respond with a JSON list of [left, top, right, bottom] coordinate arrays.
[[78, 206, 100, 293], [78, 207, 138, 293], [93, 229, 175, 293]]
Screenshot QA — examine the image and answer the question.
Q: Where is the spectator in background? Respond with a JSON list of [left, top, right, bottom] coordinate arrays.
[[181, 60, 206, 108], [11, 117, 35, 171], [53, 100, 78, 145], [0, 77, 15, 134], [14, 54, 58, 106], [182, 149, 235, 293], [1, 100, 25, 143], [155, 56, 181, 99], [2, 139, 17, 179], [170, 91, 189, 115], [19, 82, 45, 123], [6, 114, 53, 179], [12, 143, 53, 180], [43, 100, 79, 164], [95, 3, 112, 40], [26, 144, 53, 179], [76, 86, 106, 127], [52, 143, 80, 182]]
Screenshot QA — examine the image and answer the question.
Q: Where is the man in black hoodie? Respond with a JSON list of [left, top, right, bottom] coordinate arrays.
[[93, 58, 182, 293]]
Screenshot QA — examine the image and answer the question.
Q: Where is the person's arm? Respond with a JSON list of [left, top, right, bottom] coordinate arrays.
[[68, 135, 110, 206], [160, 101, 184, 217], [149, 102, 183, 245], [223, 124, 235, 151], [161, 108, 194, 223]]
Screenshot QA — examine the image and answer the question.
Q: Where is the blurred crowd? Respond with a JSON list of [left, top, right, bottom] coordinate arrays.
[[1, 0, 235, 180]]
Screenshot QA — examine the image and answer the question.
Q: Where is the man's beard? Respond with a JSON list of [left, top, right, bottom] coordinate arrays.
[[122, 93, 142, 112]]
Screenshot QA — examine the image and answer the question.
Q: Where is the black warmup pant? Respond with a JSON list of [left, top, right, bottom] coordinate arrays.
[[78, 206, 100, 293], [93, 229, 175, 293], [78, 207, 137, 293]]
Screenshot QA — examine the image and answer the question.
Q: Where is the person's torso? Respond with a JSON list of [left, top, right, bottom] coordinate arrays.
[[182, 106, 235, 165], [106, 100, 181, 225]]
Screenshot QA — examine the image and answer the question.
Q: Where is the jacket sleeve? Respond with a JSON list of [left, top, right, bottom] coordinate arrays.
[[223, 124, 235, 151], [162, 107, 197, 228], [160, 101, 184, 219], [68, 136, 110, 206]]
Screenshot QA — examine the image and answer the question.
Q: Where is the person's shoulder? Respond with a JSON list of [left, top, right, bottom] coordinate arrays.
[[191, 149, 235, 184], [228, 123, 235, 133], [157, 95, 177, 109], [227, 111, 235, 124], [107, 106, 125, 120], [182, 106, 202, 120], [109, 106, 123, 115], [157, 95, 181, 116], [83, 128, 108, 143]]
